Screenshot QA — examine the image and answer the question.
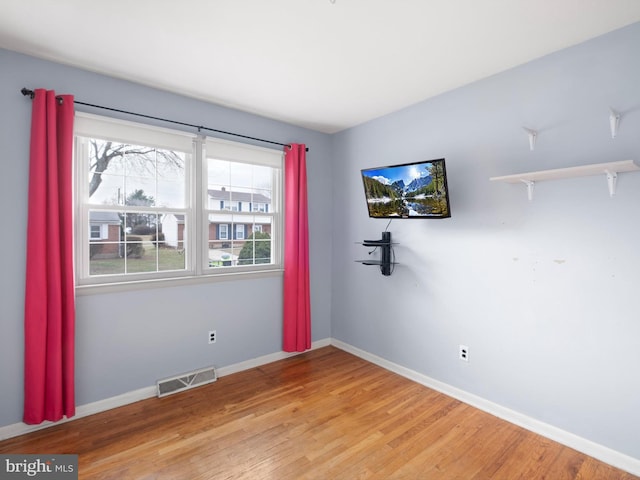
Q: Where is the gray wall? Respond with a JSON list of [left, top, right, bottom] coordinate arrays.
[[331, 23, 640, 460], [0, 49, 333, 428]]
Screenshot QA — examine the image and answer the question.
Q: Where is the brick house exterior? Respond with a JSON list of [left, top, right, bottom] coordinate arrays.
[[89, 211, 122, 258], [161, 189, 272, 249]]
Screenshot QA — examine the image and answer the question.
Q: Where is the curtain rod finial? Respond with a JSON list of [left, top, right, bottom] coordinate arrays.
[[21, 88, 35, 99]]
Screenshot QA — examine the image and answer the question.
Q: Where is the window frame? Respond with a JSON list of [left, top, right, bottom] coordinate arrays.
[[74, 113, 284, 293], [201, 136, 283, 277]]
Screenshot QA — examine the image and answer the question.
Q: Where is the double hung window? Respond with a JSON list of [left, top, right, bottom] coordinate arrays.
[[74, 114, 283, 288]]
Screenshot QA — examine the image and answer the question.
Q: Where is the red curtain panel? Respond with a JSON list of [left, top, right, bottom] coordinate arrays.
[[23, 89, 76, 424], [283, 144, 311, 352]]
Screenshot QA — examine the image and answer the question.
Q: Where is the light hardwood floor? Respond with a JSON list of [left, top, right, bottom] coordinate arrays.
[[0, 346, 637, 479]]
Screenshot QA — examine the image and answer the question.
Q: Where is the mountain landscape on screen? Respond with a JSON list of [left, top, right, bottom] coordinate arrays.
[[361, 159, 451, 218]]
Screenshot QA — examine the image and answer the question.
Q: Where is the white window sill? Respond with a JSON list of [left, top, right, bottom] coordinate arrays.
[[75, 268, 284, 296]]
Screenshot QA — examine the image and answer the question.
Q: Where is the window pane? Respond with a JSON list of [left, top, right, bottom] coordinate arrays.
[[237, 231, 272, 266], [85, 138, 186, 208], [252, 166, 273, 192], [124, 150, 157, 181], [207, 159, 273, 196], [159, 240, 186, 271], [124, 177, 156, 207], [158, 215, 186, 271], [208, 216, 241, 245], [159, 213, 186, 250], [87, 210, 122, 275], [207, 215, 237, 267], [229, 162, 253, 189], [207, 158, 231, 188], [89, 172, 125, 205], [87, 210, 187, 277], [206, 156, 275, 269], [124, 211, 159, 237], [89, 248, 125, 275], [206, 213, 273, 268], [252, 188, 272, 212], [155, 151, 186, 208], [252, 215, 272, 234], [124, 237, 154, 273], [157, 178, 185, 208]]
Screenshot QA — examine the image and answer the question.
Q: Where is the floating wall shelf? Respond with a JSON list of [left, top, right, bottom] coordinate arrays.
[[489, 160, 639, 200], [356, 231, 396, 276]]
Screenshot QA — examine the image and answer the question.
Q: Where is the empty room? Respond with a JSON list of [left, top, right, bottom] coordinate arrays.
[[1, 1, 640, 478]]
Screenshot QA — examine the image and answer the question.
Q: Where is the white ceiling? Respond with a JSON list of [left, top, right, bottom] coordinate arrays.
[[2, 1, 640, 133]]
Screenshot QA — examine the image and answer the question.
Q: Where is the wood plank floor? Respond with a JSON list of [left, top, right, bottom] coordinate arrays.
[[0, 346, 637, 479]]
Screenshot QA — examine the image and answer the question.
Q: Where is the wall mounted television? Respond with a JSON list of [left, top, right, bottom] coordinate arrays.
[[361, 158, 451, 218]]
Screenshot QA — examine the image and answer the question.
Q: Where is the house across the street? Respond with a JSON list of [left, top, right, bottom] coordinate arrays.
[[89, 211, 121, 258]]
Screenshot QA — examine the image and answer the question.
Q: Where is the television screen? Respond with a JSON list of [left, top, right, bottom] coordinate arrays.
[[361, 158, 451, 218]]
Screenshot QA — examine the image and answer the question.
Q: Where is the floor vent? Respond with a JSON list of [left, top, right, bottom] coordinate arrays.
[[156, 366, 217, 398]]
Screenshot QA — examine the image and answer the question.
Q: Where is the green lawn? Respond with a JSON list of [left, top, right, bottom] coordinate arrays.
[[89, 247, 185, 276]]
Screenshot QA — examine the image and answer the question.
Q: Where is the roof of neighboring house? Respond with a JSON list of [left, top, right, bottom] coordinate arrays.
[[208, 189, 270, 204], [89, 211, 121, 224]]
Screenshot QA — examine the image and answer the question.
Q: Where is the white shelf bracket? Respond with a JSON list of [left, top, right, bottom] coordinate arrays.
[[521, 179, 535, 201], [523, 127, 537, 151], [605, 170, 617, 197], [609, 108, 620, 139]]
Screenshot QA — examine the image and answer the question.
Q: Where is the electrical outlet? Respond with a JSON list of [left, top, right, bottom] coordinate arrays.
[[208, 330, 217, 344], [459, 344, 469, 362]]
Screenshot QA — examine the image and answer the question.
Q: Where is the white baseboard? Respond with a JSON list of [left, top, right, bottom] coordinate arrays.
[[0, 338, 331, 442], [217, 338, 331, 377], [0, 385, 158, 441], [330, 338, 640, 477]]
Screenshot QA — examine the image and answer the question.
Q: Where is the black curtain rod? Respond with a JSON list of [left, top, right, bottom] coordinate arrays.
[[21, 88, 308, 152]]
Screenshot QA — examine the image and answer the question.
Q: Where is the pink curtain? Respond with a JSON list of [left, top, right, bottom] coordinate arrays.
[[24, 89, 76, 424], [283, 144, 311, 352]]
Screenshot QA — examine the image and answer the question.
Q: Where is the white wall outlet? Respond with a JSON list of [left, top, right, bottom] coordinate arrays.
[[459, 344, 469, 362], [208, 330, 217, 344]]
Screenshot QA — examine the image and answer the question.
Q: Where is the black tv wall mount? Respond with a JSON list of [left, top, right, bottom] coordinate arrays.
[[356, 231, 395, 276]]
